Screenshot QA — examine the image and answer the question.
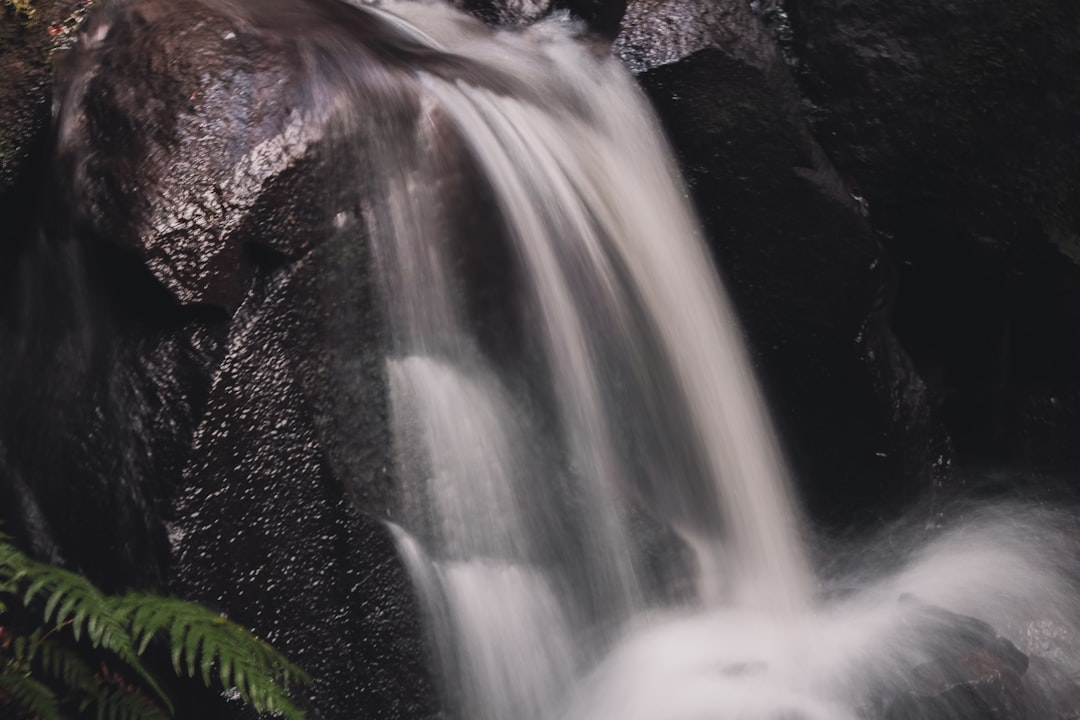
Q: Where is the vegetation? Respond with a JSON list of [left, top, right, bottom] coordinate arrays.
[[0, 533, 309, 720], [2, 0, 36, 22]]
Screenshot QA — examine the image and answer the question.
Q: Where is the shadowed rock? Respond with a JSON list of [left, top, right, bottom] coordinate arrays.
[[173, 234, 435, 720], [785, 0, 1080, 485], [632, 25, 951, 525], [0, 0, 87, 197]]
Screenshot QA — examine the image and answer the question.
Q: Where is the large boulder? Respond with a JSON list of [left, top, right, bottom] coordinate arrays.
[[173, 234, 434, 719], [0, 214, 228, 588], [621, 0, 952, 527], [3, 0, 440, 716], [54, 0, 345, 310]]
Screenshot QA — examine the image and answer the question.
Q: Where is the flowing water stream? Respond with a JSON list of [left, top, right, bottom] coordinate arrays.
[[326, 2, 1080, 719]]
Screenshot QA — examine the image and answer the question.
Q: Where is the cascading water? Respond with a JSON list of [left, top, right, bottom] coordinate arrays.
[[350, 3, 813, 717], [324, 2, 1080, 719], [369, 0, 810, 598]]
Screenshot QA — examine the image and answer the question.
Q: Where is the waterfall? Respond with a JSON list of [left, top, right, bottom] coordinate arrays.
[[320, 2, 1080, 720], [21, 0, 1078, 716], [346, 2, 813, 719]]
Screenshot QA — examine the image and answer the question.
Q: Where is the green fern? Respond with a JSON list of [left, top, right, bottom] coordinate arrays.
[[16, 631, 98, 698], [0, 669, 60, 720], [7, 549, 174, 714], [0, 532, 308, 720], [115, 594, 309, 718]]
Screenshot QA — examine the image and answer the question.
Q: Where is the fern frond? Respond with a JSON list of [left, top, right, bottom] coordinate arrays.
[[0, 667, 61, 720], [0, 540, 176, 715], [91, 684, 170, 720], [1, 531, 308, 720], [21, 637, 168, 720], [28, 635, 99, 697], [116, 594, 310, 720]]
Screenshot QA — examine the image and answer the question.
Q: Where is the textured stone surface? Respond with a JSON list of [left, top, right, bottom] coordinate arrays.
[[54, 0, 319, 309], [0, 0, 87, 196], [36, 2, 437, 717], [0, 228, 228, 589], [615, 0, 780, 74], [3, 2, 436, 715], [173, 237, 433, 720], [787, 0, 1080, 260]]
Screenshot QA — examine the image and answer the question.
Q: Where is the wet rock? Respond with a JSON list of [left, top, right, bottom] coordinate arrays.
[[550, 0, 625, 38], [52, 0, 438, 312], [173, 233, 434, 720], [24, 0, 444, 714], [54, 0, 317, 310], [863, 601, 1080, 720], [0, 226, 228, 589], [876, 603, 1030, 720], [785, 0, 1080, 484], [615, 0, 785, 75], [786, 0, 1080, 261], [0, 0, 86, 197], [450, 0, 551, 28], [450, 0, 623, 36], [1023, 656, 1080, 720], [638, 46, 950, 528], [13, 7, 438, 719]]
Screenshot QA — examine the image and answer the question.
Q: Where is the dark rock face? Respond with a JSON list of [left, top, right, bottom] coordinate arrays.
[[0, 0, 85, 196], [56, 0, 339, 310], [615, 0, 782, 75], [2, 0, 438, 717], [626, 0, 951, 527], [785, 0, 1080, 486], [0, 0, 88, 297], [174, 238, 434, 720], [0, 223, 227, 589], [787, 0, 1080, 261]]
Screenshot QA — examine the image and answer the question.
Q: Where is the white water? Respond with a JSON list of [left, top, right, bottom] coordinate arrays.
[[342, 3, 1080, 720]]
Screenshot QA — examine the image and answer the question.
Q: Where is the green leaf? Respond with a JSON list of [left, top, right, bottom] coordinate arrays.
[[0, 531, 308, 720], [0, 670, 61, 720]]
